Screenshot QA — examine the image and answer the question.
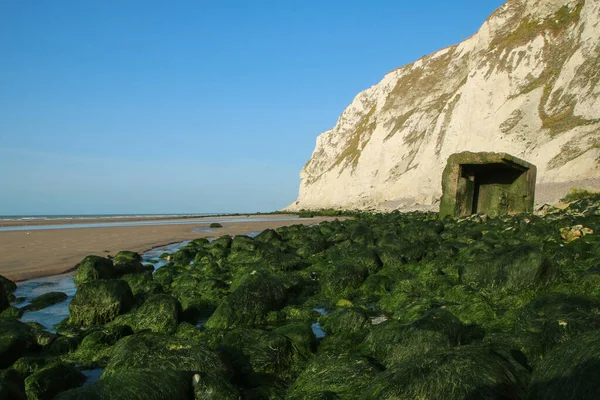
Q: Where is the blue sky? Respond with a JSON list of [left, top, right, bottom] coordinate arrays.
[[0, 0, 505, 215]]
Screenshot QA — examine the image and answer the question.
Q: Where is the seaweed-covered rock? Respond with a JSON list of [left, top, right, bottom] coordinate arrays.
[[287, 354, 383, 399], [0, 318, 39, 369], [0, 275, 17, 296], [274, 322, 318, 359], [64, 325, 132, 368], [132, 294, 181, 334], [47, 336, 80, 356], [231, 235, 256, 252], [23, 292, 68, 312], [221, 328, 296, 385], [361, 309, 471, 368], [120, 271, 163, 305], [210, 222, 223, 228], [363, 345, 528, 399], [254, 229, 282, 244], [11, 357, 53, 380], [113, 251, 148, 275], [192, 372, 240, 400], [319, 262, 369, 300], [73, 256, 115, 286], [514, 293, 600, 362], [320, 307, 370, 336], [1, 306, 24, 319], [68, 280, 134, 328], [527, 331, 600, 400], [0, 283, 9, 313], [170, 276, 226, 323], [211, 235, 232, 249], [103, 332, 228, 378], [0, 369, 26, 400], [55, 370, 191, 400], [24, 362, 85, 400], [459, 245, 554, 290], [204, 273, 287, 329]]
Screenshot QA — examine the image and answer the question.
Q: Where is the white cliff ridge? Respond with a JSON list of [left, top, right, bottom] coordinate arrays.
[[287, 0, 600, 211]]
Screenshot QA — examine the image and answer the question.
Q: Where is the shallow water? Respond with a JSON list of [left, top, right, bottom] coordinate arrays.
[[312, 307, 328, 338], [81, 368, 104, 385], [0, 217, 299, 232]]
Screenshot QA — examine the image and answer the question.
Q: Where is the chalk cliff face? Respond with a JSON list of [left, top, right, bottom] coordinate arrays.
[[288, 0, 600, 211]]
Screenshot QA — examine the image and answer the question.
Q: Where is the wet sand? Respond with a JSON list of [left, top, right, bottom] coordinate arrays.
[[0, 215, 340, 282]]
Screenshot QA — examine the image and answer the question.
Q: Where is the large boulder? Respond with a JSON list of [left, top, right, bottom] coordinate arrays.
[[287, 353, 383, 399], [0, 369, 26, 400], [204, 272, 287, 329], [55, 370, 191, 400], [362, 345, 529, 399], [459, 245, 555, 290], [361, 309, 471, 368], [527, 331, 600, 400], [24, 362, 85, 400], [131, 294, 181, 334], [73, 256, 115, 286], [0, 318, 39, 369], [102, 332, 229, 378], [68, 280, 134, 328], [113, 251, 149, 275], [220, 328, 297, 385]]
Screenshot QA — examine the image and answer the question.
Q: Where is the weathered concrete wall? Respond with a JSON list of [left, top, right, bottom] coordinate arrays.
[[439, 152, 536, 218]]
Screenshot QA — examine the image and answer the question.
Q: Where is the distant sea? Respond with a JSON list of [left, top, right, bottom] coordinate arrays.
[[0, 214, 215, 221]]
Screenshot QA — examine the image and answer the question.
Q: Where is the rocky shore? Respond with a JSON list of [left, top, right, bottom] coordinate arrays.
[[1, 193, 600, 398]]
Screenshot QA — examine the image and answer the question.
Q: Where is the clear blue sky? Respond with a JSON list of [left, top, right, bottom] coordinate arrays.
[[0, 0, 505, 215]]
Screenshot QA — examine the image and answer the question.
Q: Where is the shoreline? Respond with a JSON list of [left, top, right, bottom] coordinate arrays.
[[0, 212, 289, 228], [0, 215, 340, 282]]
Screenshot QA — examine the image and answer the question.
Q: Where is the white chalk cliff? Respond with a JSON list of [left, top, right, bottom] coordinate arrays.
[[287, 0, 600, 211]]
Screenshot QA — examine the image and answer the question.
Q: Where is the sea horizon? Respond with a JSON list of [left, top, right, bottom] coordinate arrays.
[[0, 213, 219, 221]]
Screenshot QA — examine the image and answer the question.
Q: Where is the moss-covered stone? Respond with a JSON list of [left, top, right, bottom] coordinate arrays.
[[73, 256, 115, 287], [287, 353, 383, 399], [55, 369, 191, 400], [68, 280, 134, 328], [204, 272, 287, 329], [0, 369, 26, 400], [0, 275, 17, 296], [361, 309, 471, 368], [131, 294, 181, 334], [63, 325, 131, 368], [113, 251, 149, 275], [102, 332, 229, 378], [120, 271, 163, 305], [0, 318, 39, 369], [23, 292, 68, 312], [24, 362, 85, 400], [220, 327, 297, 385], [362, 345, 528, 399], [527, 331, 600, 400]]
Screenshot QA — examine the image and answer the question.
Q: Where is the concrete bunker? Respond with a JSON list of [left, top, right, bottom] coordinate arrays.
[[439, 152, 536, 219]]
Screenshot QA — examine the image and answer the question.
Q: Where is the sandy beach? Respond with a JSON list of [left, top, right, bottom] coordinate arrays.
[[0, 215, 340, 282]]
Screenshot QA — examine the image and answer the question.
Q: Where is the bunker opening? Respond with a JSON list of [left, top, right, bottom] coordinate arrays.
[[440, 152, 536, 219]]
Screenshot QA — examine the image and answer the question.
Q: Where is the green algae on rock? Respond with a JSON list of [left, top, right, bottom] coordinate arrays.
[[24, 362, 85, 400], [68, 280, 134, 328], [73, 255, 115, 287], [23, 292, 68, 312]]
